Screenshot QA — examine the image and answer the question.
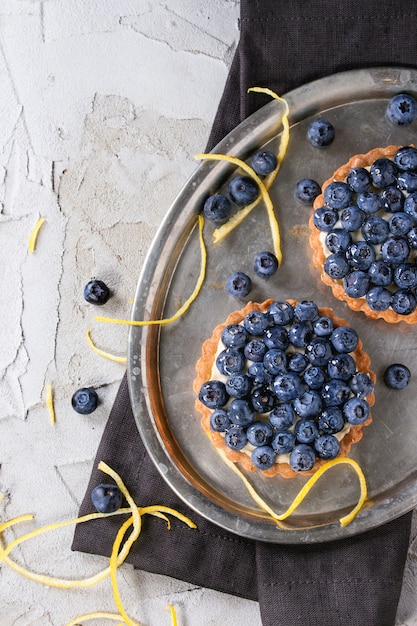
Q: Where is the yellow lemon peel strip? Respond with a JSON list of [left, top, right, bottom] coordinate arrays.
[[45, 383, 56, 425], [28, 216, 45, 253], [109, 516, 141, 626], [220, 452, 367, 527], [166, 605, 178, 626], [95, 215, 206, 327], [86, 328, 127, 363], [196, 153, 282, 265]]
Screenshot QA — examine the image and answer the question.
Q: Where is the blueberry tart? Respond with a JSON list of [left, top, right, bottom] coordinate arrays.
[[310, 145, 417, 323], [193, 299, 375, 478]]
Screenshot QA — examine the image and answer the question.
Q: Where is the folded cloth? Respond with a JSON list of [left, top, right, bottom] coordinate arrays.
[[73, 1, 417, 624]]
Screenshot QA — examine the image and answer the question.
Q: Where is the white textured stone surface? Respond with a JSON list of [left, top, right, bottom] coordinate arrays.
[[0, 2, 416, 625]]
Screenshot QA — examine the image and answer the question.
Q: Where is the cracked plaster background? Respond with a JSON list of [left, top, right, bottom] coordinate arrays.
[[1, 1, 417, 625]]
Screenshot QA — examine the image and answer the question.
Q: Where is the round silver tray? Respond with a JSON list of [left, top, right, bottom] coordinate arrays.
[[128, 67, 417, 543]]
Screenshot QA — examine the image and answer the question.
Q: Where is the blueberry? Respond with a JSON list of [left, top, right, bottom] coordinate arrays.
[[254, 251, 279, 277], [325, 228, 352, 253], [84, 280, 110, 305], [391, 289, 417, 315], [323, 181, 353, 210], [389, 212, 414, 237], [244, 339, 268, 362], [386, 93, 417, 126], [343, 270, 371, 298], [407, 226, 417, 249], [317, 407, 345, 434], [293, 391, 323, 419], [264, 325, 290, 351], [313, 206, 339, 231], [203, 194, 232, 224], [226, 272, 252, 297], [357, 191, 384, 215], [394, 146, 417, 171], [289, 444, 317, 472], [340, 205, 365, 231], [91, 484, 123, 514], [370, 158, 398, 188], [361, 216, 389, 245], [327, 353, 356, 381], [303, 365, 326, 390], [288, 321, 313, 348], [221, 324, 249, 349], [324, 253, 350, 279], [225, 427, 248, 450], [263, 348, 288, 375], [404, 193, 417, 223], [294, 300, 319, 322], [343, 397, 371, 425], [251, 445, 277, 470], [210, 409, 231, 432], [267, 301, 294, 325], [247, 362, 274, 386], [287, 352, 308, 373], [346, 167, 371, 193], [228, 399, 255, 427], [350, 372, 375, 398], [305, 337, 333, 367], [321, 379, 352, 407], [198, 380, 228, 409], [269, 403, 296, 430], [381, 186, 405, 213], [331, 326, 359, 353], [251, 387, 277, 413], [313, 316, 334, 337], [294, 418, 319, 443], [225, 373, 251, 398], [272, 372, 304, 402], [307, 118, 335, 148], [246, 421, 274, 447], [366, 286, 393, 311], [228, 175, 259, 206], [384, 363, 411, 389], [368, 260, 393, 287], [271, 430, 296, 454], [394, 263, 417, 289], [251, 150, 278, 176], [397, 171, 417, 193], [314, 434, 340, 460], [381, 237, 410, 265], [216, 348, 245, 375], [243, 311, 270, 335], [71, 387, 99, 414], [294, 178, 321, 205], [346, 241, 376, 271]]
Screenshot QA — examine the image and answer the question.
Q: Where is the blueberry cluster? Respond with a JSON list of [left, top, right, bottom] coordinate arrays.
[[198, 300, 373, 473], [314, 146, 417, 315]]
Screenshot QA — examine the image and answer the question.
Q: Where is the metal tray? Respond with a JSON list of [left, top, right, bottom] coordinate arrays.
[[128, 67, 417, 543]]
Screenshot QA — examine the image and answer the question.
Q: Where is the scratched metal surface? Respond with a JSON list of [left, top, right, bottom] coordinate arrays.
[[128, 67, 417, 543]]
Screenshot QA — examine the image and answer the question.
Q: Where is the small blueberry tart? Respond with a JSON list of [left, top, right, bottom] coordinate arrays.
[[194, 299, 375, 478]]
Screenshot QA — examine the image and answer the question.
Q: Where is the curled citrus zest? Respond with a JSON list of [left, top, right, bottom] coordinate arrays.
[[66, 612, 127, 625], [139, 505, 197, 530], [0, 514, 34, 533], [28, 216, 45, 253], [195, 153, 282, 265], [109, 516, 141, 626], [166, 605, 178, 626], [45, 383, 56, 425], [86, 328, 127, 363], [220, 452, 367, 527], [95, 215, 206, 327]]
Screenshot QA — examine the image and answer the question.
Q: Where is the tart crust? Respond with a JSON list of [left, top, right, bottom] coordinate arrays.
[[310, 145, 417, 324], [193, 299, 375, 479]]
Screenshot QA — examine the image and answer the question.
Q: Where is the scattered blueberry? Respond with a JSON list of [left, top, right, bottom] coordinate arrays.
[[294, 178, 321, 205], [386, 93, 417, 126], [72, 387, 99, 414], [254, 251, 279, 277], [226, 272, 252, 298], [251, 150, 278, 176], [84, 280, 110, 305], [307, 118, 335, 148], [91, 483, 123, 513], [203, 194, 232, 224], [384, 363, 411, 389], [228, 175, 259, 205]]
